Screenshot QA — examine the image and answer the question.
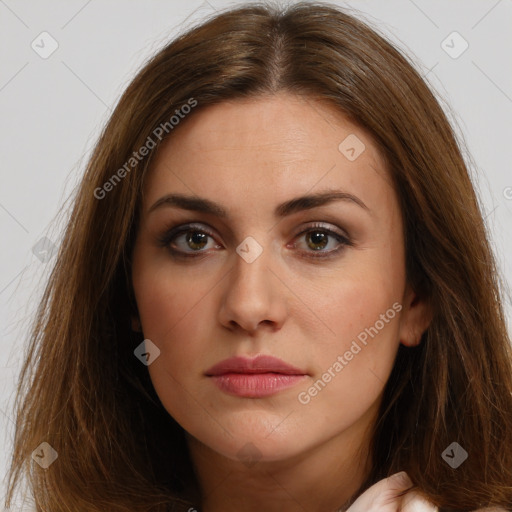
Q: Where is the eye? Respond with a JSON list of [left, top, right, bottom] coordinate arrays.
[[157, 223, 220, 257], [157, 222, 352, 259], [290, 222, 352, 259]]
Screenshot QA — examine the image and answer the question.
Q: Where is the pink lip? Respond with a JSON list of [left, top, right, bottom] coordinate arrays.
[[205, 355, 308, 398]]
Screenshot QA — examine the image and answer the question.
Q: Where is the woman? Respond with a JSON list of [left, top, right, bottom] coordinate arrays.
[[5, 2, 512, 511]]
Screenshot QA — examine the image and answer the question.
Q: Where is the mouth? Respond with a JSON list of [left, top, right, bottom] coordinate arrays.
[[205, 355, 308, 398]]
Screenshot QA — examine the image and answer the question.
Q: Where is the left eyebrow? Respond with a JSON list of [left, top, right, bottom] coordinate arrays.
[[147, 189, 371, 218]]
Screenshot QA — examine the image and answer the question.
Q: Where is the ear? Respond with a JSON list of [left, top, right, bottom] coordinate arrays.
[[398, 284, 432, 347]]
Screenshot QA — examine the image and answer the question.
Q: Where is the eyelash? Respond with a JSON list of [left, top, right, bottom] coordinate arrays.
[[157, 222, 353, 260]]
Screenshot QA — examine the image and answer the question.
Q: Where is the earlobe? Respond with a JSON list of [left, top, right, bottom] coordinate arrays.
[[398, 286, 433, 347]]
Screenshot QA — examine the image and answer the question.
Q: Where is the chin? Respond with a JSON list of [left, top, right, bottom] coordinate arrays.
[[191, 418, 307, 464], [216, 437, 302, 465]]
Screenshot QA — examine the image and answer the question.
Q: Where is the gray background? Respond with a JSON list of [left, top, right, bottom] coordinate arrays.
[[1, 0, 511, 508]]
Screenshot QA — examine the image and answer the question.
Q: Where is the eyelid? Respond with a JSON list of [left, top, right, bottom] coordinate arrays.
[[156, 222, 219, 249], [289, 222, 352, 258], [157, 220, 352, 258], [291, 221, 348, 239]]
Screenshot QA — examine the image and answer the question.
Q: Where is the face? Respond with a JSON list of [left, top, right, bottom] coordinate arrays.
[[131, 93, 429, 465]]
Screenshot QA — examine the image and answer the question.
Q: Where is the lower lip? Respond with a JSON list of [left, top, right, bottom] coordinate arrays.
[[209, 373, 307, 398]]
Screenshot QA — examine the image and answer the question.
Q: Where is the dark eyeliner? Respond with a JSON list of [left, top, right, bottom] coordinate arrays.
[[156, 223, 217, 257], [157, 222, 352, 259], [292, 223, 353, 259]]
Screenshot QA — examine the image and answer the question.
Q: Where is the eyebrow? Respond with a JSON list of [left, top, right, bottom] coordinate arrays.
[[147, 189, 370, 218]]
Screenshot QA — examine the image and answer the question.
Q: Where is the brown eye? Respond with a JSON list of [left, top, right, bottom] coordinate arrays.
[[157, 223, 220, 257], [184, 231, 209, 251], [305, 231, 330, 251], [158, 222, 352, 260], [291, 223, 352, 259]]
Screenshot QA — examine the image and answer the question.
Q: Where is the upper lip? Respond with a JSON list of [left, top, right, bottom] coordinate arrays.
[[205, 355, 306, 376]]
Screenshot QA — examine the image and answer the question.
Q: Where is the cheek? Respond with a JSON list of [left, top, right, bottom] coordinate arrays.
[[292, 298, 400, 442], [131, 255, 216, 371], [132, 266, 216, 431], [287, 277, 402, 451], [303, 271, 403, 395]]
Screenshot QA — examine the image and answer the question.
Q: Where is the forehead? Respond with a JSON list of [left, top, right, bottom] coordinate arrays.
[[142, 93, 396, 220]]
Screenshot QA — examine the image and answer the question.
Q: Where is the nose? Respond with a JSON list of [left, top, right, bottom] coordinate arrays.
[[218, 240, 288, 334]]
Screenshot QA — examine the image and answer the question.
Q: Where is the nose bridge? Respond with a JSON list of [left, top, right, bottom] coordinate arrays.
[[231, 233, 273, 296], [219, 233, 286, 332]]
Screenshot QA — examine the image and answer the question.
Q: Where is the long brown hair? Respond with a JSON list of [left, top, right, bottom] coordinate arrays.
[[5, 2, 512, 511]]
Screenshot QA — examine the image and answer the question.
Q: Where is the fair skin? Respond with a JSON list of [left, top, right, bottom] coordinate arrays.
[[130, 93, 431, 512]]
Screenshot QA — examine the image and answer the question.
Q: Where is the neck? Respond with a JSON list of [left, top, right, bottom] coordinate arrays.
[[186, 419, 374, 512]]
